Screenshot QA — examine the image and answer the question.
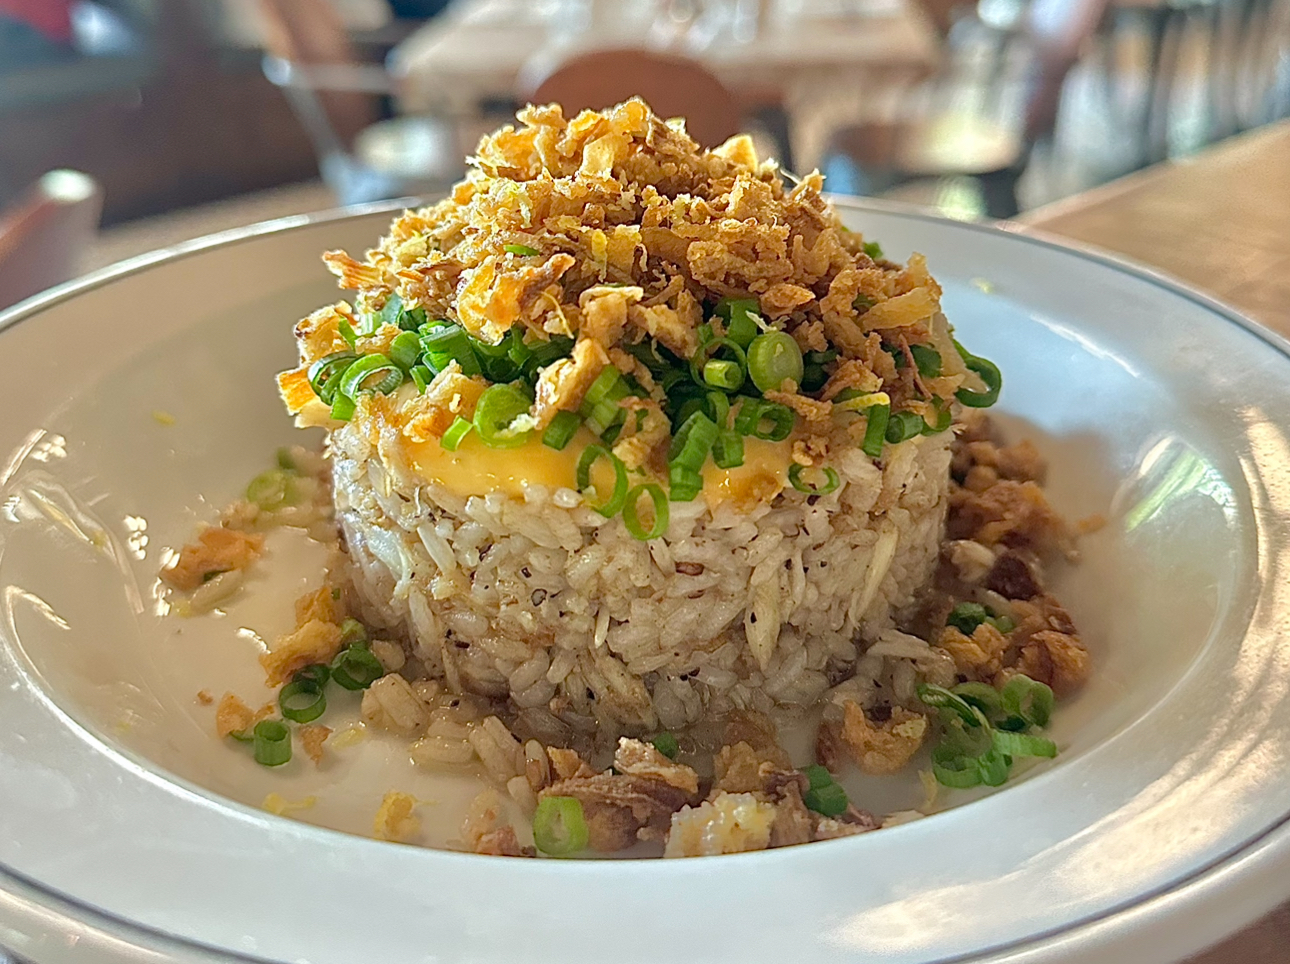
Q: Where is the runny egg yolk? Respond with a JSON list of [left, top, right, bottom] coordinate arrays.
[[403, 430, 791, 509]]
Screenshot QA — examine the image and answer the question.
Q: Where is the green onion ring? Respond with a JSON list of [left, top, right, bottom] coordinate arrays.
[[803, 782, 849, 817], [977, 746, 1012, 786], [503, 243, 540, 256], [788, 462, 840, 494], [712, 430, 744, 469], [542, 411, 581, 451], [576, 445, 629, 518], [338, 353, 403, 399], [992, 729, 1058, 758], [909, 343, 942, 378], [668, 410, 719, 471], [623, 483, 669, 540], [1001, 675, 1055, 728], [703, 358, 745, 391], [440, 416, 474, 451], [279, 678, 327, 724], [532, 796, 589, 856], [339, 618, 367, 646], [922, 399, 953, 435], [473, 382, 535, 449], [668, 463, 703, 502], [952, 681, 1004, 719], [953, 340, 1002, 408], [690, 336, 748, 388], [651, 732, 680, 760], [746, 330, 804, 393], [308, 352, 358, 402], [330, 643, 384, 690], [294, 664, 331, 688], [253, 719, 292, 767], [885, 410, 925, 445], [861, 403, 890, 458]]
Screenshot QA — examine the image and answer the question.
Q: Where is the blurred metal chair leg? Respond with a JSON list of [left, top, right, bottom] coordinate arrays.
[[0, 170, 102, 311], [256, 0, 462, 205]]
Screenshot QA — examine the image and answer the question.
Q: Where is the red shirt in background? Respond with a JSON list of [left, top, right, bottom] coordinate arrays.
[[0, 0, 73, 41]]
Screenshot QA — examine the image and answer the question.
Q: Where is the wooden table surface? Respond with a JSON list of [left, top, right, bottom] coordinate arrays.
[[1024, 119, 1290, 963], [1021, 120, 1290, 336]]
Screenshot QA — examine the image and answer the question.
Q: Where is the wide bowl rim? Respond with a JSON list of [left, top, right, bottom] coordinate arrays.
[[2, 195, 1288, 964]]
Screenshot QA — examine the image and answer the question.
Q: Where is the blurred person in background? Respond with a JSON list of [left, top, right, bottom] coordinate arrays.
[[0, 0, 76, 71]]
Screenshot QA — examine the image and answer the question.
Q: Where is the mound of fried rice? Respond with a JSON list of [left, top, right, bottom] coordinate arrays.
[[277, 98, 990, 739]]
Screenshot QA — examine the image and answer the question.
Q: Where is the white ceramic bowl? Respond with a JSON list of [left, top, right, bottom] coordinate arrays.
[[3, 200, 1290, 964]]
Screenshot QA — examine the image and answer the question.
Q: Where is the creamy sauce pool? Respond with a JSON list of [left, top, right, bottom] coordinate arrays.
[[404, 430, 792, 509]]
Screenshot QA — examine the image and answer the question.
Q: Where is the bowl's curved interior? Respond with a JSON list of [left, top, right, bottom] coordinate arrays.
[[0, 203, 1287, 964]]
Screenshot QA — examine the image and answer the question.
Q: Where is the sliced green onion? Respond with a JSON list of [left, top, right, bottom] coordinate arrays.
[[279, 678, 327, 724], [246, 469, 296, 510], [917, 683, 987, 729], [339, 618, 368, 646], [524, 335, 575, 375], [988, 615, 1016, 634], [690, 336, 748, 389], [402, 306, 427, 331], [410, 365, 432, 393], [922, 399, 953, 435], [993, 729, 1058, 758], [420, 325, 481, 377], [669, 464, 703, 502], [331, 643, 384, 690], [716, 297, 761, 348], [800, 363, 829, 393], [885, 410, 925, 445], [863, 240, 884, 260], [389, 330, 423, 371], [853, 293, 875, 311], [474, 382, 534, 448], [788, 463, 840, 494], [704, 358, 745, 391], [977, 746, 1012, 786], [576, 445, 629, 517], [308, 351, 358, 403], [712, 431, 744, 469], [947, 601, 989, 636], [623, 483, 668, 540], [583, 366, 626, 407], [804, 781, 849, 817], [253, 719, 291, 767], [804, 764, 834, 790], [379, 293, 404, 329], [533, 796, 589, 856], [932, 756, 983, 789], [652, 732, 680, 760], [1001, 675, 1055, 728], [294, 664, 330, 688], [746, 331, 804, 393], [542, 411, 581, 450], [669, 411, 719, 470], [330, 394, 356, 421], [338, 353, 403, 399], [228, 729, 254, 744], [953, 340, 1002, 408], [706, 390, 731, 428], [910, 344, 942, 378], [861, 403, 890, 458], [440, 416, 474, 451], [275, 447, 296, 471], [503, 243, 540, 256], [953, 681, 1004, 719], [337, 318, 358, 350], [733, 399, 795, 441]]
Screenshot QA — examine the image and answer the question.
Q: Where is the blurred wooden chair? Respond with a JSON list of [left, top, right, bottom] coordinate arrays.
[[0, 170, 102, 311], [256, 0, 461, 205], [831, 0, 1111, 218], [523, 48, 743, 148]]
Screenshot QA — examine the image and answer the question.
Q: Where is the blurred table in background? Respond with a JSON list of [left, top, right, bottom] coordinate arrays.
[[390, 0, 940, 163], [1021, 119, 1290, 335]]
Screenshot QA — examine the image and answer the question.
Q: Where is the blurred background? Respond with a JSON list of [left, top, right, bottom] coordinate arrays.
[[1, 0, 1287, 306]]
